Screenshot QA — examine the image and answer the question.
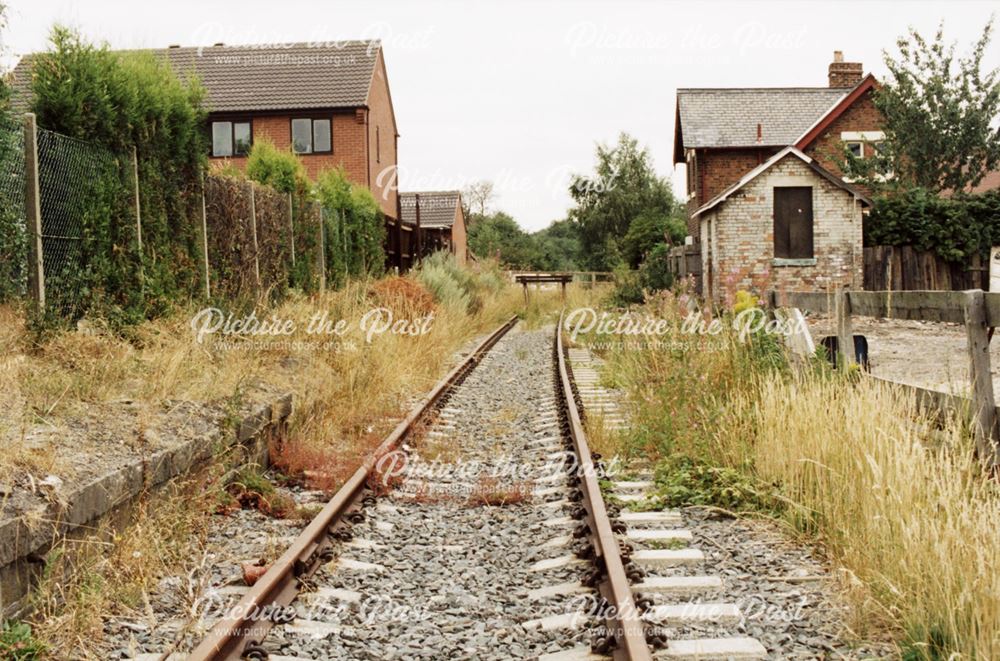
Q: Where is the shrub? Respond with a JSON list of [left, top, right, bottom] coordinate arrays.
[[246, 140, 307, 195], [316, 167, 385, 284], [638, 243, 673, 292], [29, 26, 207, 324], [866, 188, 1000, 263]]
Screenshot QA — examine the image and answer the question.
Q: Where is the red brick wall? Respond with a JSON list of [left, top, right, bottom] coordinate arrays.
[[366, 51, 400, 220], [210, 113, 368, 187], [802, 88, 883, 177], [686, 146, 779, 238], [451, 204, 468, 265]]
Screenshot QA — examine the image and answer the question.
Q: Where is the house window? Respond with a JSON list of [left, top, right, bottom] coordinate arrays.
[[846, 141, 863, 158], [211, 120, 252, 157], [773, 186, 814, 259], [291, 118, 332, 154]]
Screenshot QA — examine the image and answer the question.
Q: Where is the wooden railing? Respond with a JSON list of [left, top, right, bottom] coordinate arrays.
[[767, 288, 999, 466]]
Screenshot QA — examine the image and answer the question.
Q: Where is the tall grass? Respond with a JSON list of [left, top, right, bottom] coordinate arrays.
[[603, 291, 1000, 658]]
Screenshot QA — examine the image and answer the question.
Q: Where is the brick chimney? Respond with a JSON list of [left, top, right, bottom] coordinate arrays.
[[828, 50, 863, 87]]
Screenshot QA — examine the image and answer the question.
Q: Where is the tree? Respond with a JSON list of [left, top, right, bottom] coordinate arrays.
[[567, 133, 681, 270], [846, 19, 1000, 192], [462, 180, 495, 217], [467, 211, 540, 268], [0, 2, 9, 109], [533, 220, 583, 271], [622, 209, 686, 268]]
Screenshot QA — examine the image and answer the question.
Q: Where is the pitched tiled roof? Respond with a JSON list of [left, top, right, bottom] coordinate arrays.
[[675, 87, 849, 156], [9, 40, 380, 113], [400, 191, 461, 228]]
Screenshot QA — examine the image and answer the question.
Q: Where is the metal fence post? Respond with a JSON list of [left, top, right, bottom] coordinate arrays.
[[200, 173, 211, 299], [22, 113, 45, 312], [248, 181, 261, 290], [963, 289, 998, 466], [287, 192, 296, 268]]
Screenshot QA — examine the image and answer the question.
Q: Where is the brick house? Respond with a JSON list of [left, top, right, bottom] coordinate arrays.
[[10, 40, 410, 269], [400, 192, 468, 267], [673, 52, 881, 300]]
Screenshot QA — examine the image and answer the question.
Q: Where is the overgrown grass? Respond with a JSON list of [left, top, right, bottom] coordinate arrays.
[[603, 290, 1000, 658]]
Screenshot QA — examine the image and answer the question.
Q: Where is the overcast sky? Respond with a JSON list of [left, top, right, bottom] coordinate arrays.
[[3, 0, 998, 231]]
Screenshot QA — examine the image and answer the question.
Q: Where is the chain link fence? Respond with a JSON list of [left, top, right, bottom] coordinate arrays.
[[0, 113, 26, 301], [1, 111, 333, 322], [36, 126, 124, 314]]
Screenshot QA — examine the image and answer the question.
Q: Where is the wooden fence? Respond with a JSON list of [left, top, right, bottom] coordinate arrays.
[[768, 288, 1000, 466], [863, 245, 987, 291], [667, 245, 702, 293]]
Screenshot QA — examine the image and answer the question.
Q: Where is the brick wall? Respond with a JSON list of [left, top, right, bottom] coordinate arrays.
[[210, 112, 369, 187], [451, 204, 468, 265], [802, 88, 882, 178], [366, 51, 400, 220], [701, 154, 863, 301], [687, 146, 780, 239]]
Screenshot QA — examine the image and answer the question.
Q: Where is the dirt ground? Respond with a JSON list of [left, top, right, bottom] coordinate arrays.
[[806, 315, 1000, 400]]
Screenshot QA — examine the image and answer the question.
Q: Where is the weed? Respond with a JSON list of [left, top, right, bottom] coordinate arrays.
[[0, 621, 45, 660]]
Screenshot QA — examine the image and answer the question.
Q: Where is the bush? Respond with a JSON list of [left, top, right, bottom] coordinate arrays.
[[29, 26, 207, 324], [316, 168, 385, 285], [866, 188, 1000, 263], [638, 243, 673, 292], [246, 140, 307, 195]]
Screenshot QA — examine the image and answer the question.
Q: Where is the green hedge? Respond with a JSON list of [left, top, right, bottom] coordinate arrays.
[[30, 26, 206, 323], [865, 189, 1000, 263], [316, 167, 385, 285]]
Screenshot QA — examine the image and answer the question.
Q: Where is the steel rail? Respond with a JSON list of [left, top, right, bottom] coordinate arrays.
[[556, 310, 653, 661], [187, 315, 519, 661]]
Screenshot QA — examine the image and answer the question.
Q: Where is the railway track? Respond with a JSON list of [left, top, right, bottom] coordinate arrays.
[[165, 315, 765, 661]]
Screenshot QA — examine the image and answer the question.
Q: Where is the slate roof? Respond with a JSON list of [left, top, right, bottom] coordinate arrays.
[[9, 40, 380, 114], [674, 87, 850, 159], [400, 191, 461, 228]]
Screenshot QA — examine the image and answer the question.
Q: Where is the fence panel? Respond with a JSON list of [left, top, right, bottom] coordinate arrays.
[[864, 245, 986, 291], [204, 174, 257, 301], [252, 182, 291, 296], [0, 114, 26, 301]]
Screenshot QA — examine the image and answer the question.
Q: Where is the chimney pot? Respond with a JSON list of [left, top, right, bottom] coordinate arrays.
[[833, 50, 843, 63]]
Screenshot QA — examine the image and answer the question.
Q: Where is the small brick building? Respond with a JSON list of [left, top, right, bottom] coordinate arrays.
[[694, 148, 869, 301], [674, 52, 882, 300], [400, 192, 468, 267]]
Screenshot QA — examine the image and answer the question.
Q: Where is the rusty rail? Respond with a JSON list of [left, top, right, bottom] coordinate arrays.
[[555, 310, 653, 661], [187, 315, 519, 661]]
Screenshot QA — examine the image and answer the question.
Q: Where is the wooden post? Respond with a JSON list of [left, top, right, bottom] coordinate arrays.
[[834, 287, 855, 367], [317, 205, 326, 294], [132, 145, 146, 295], [248, 181, 261, 289], [963, 289, 998, 465], [22, 113, 44, 312], [199, 173, 211, 299], [561, 279, 567, 302], [522, 281, 528, 306], [132, 145, 143, 252], [287, 192, 296, 268]]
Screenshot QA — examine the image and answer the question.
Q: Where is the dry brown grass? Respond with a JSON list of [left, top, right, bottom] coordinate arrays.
[[465, 476, 532, 507], [30, 474, 219, 658]]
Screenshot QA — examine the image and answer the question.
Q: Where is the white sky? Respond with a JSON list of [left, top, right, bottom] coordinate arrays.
[[3, 0, 998, 231]]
